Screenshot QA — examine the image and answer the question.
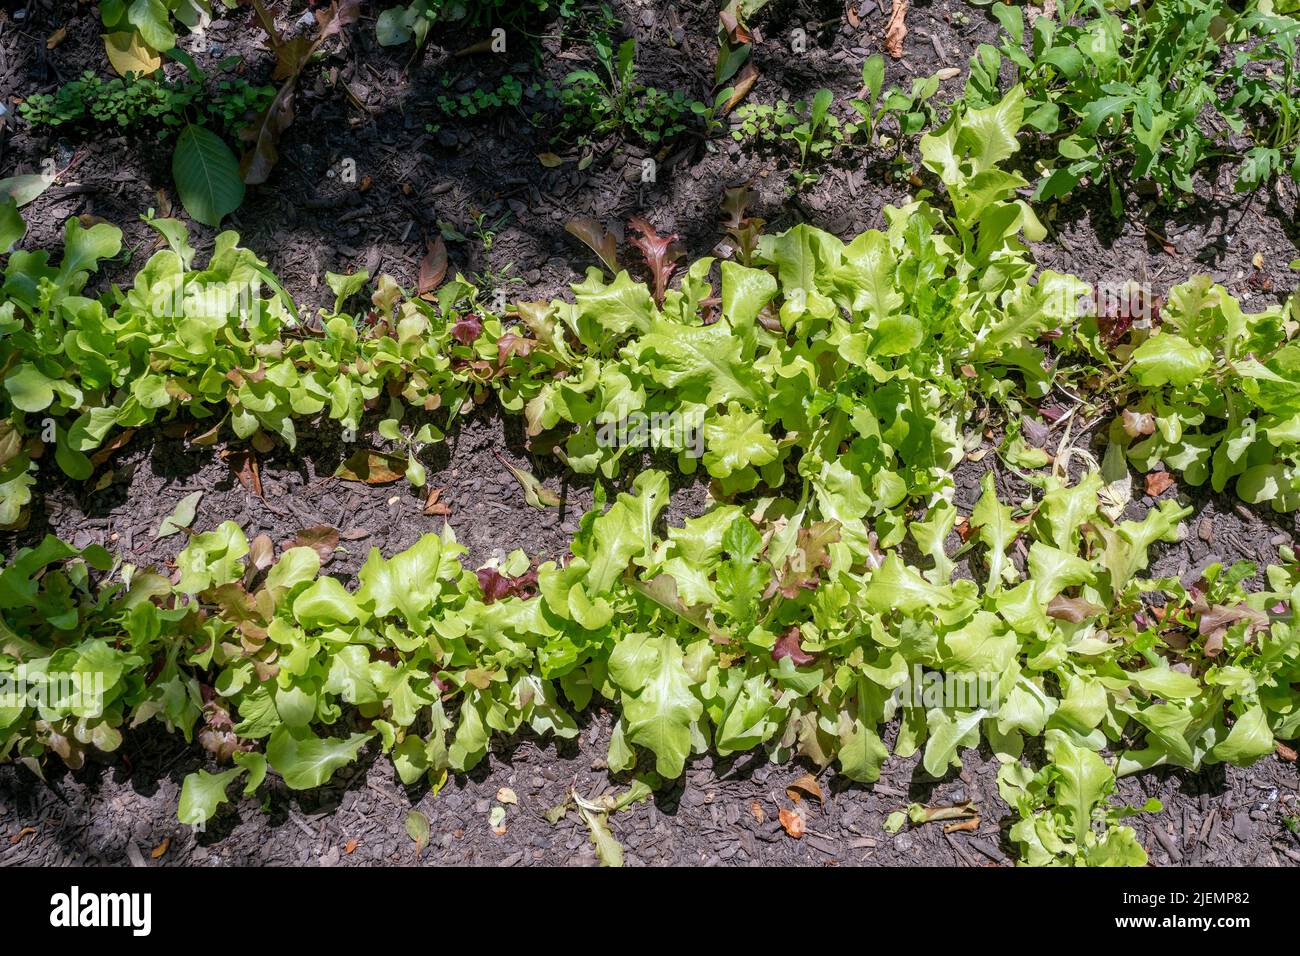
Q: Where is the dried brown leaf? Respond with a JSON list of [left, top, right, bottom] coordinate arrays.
[[287, 526, 340, 563], [423, 486, 451, 516], [418, 236, 448, 296], [1144, 471, 1175, 496], [786, 773, 824, 805], [778, 806, 806, 838], [885, 0, 909, 58], [223, 449, 264, 499], [564, 217, 619, 273], [721, 62, 758, 114], [335, 450, 408, 484], [89, 428, 136, 467]]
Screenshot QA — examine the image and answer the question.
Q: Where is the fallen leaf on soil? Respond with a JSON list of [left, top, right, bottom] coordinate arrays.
[[488, 804, 507, 834], [1145, 471, 1175, 496], [493, 451, 562, 508], [424, 486, 450, 516], [156, 491, 204, 539], [46, 26, 67, 49], [340, 528, 371, 540], [721, 62, 759, 114], [250, 430, 275, 454], [496, 787, 518, 805], [90, 428, 136, 467], [335, 450, 408, 484], [104, 31, 161, 76], [885, 0, 909, 58], [537, 152, 566, 168], [786, 773, 824, 805], [344, 838, 359, 854], [287, 526, 340, 563], [418, 236, 447, 297], [1277, 741, 1297, 761], [223, 450, 264, 499], [943, 817, 980, 834], [404, 810, 430, 859], [191, 419, 223, 446], [778, 807, 806, 838], [151, 837, 170, 859], [913, 801, 978, 823], [565, 217, 619, 273], [455, 37, 497, 56], [751, 801, 765, 824]]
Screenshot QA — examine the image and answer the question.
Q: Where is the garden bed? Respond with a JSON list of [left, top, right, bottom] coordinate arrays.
[[1, 0, 1299, 868]]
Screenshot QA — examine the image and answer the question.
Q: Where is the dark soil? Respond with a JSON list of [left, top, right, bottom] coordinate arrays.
[[2, 0, 1299, 867]]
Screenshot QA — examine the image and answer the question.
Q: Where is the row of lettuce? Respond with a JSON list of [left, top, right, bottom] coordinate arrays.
[[1, 88, 1299, 864], [4, 465, 1298, 864]]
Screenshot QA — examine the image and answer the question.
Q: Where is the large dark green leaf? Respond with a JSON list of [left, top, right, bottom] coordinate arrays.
[[172, 125, 244, 228]]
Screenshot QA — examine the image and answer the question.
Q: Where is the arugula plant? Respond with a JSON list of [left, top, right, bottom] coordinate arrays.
[[731, 63, 943, 190], [556, 38, 697, 147], [964, 0, 1300, 212]]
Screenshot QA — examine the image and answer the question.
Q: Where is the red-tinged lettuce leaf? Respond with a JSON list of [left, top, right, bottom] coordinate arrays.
[[772, 625, 815, 665], [627, 215, 684, 307], [476, 567, 539, 604], [451, 313, 484, 345]]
